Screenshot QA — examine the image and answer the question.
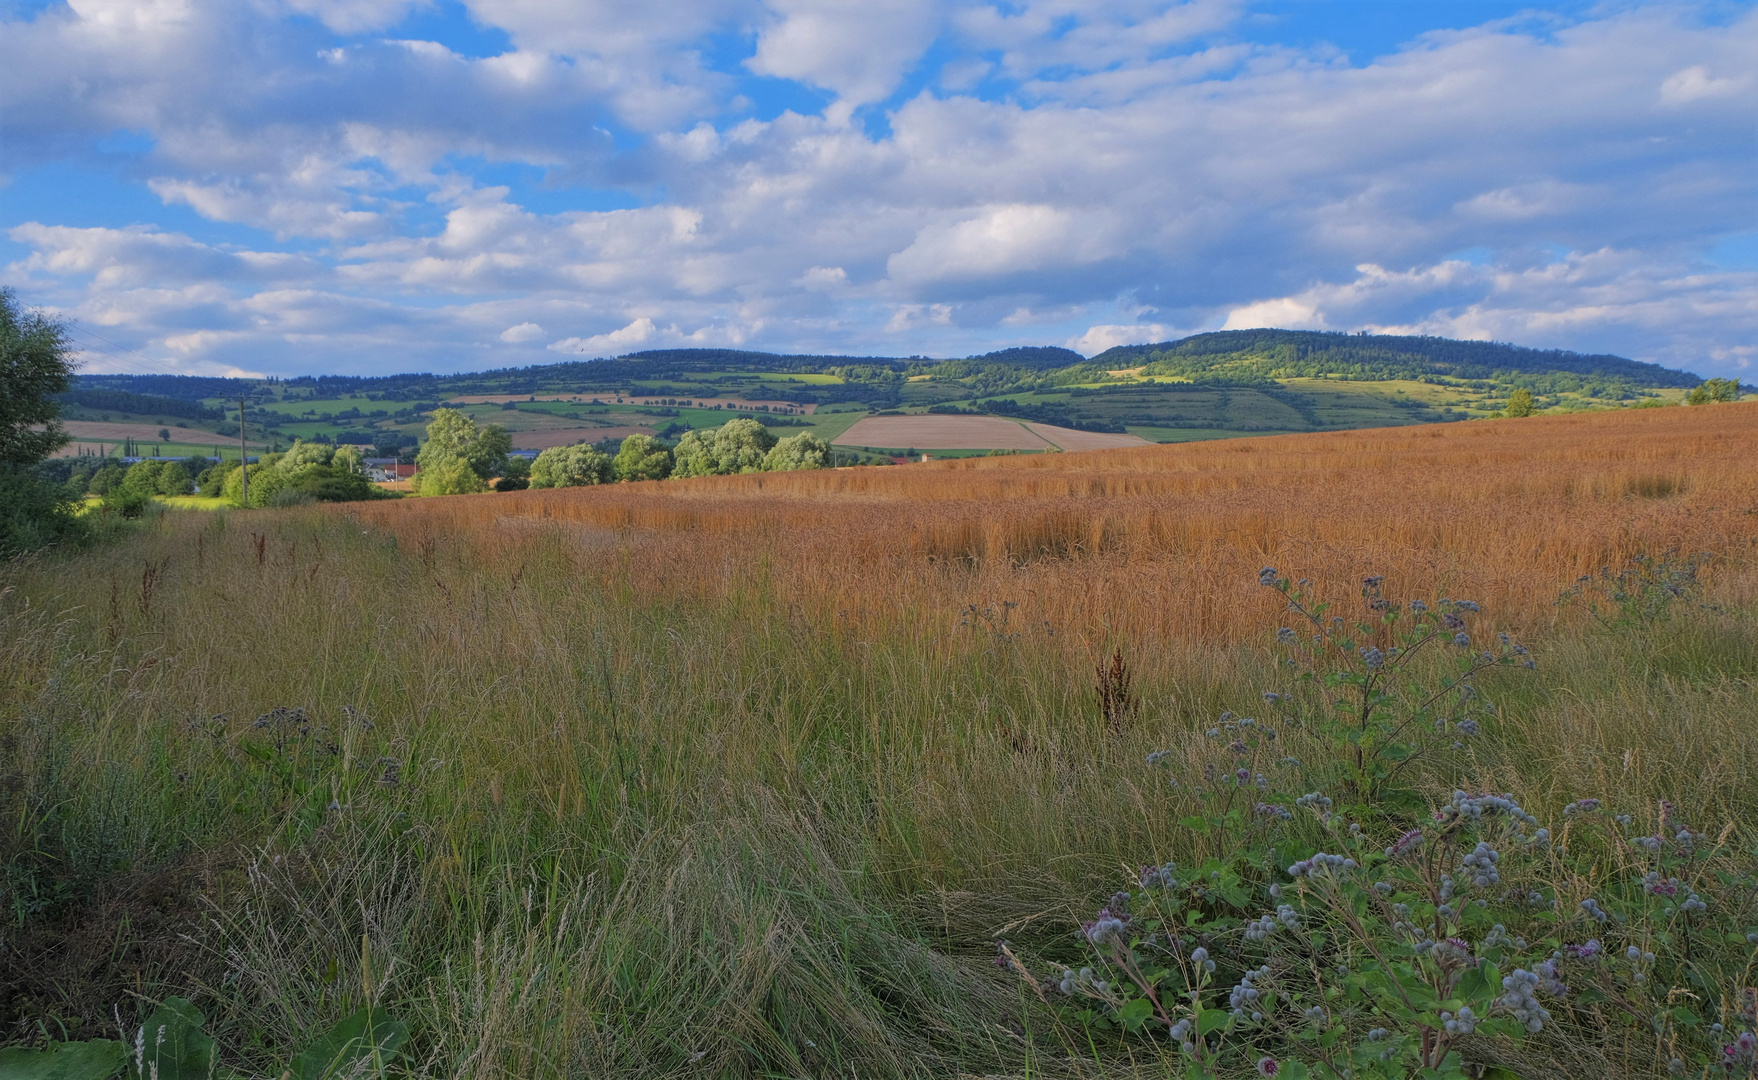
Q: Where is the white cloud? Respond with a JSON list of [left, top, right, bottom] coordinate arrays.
[[1070, 323, 1172, 355], [3, 0, 1756, 378], [500, 321, 544, 342], [1658, 64, 1745, 104], [549, 317, 659, 355], [748, 0, 940, 110]]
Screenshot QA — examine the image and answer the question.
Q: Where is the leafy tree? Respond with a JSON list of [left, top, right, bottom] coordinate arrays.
[[121, 460, 165, 499], [0, 287, 72, 469], [87, 462, 123, 495], [0, 288, 85, 553], [157, 427, 170, 441], [1504, 387, 1535, 417], [529, 444, 612, 488], [494, 454, 531, 491], [1691, 378, 1739, 404], [413, 408, 509, 495], [762, 432, 830, 472], [332, 444, 364, 474], [156, 461, 195, 496], [612, 434, 673, 481], [672, 418, 776, 477]]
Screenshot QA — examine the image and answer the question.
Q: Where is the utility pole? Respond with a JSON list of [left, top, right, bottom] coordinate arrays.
[[238, 397, 249, 505]]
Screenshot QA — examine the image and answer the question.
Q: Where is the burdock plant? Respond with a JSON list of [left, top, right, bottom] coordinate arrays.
[[1256, 570, 1532, 805]]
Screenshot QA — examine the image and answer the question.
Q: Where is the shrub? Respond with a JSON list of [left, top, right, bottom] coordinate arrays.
[[1011, 571, 1758, 1080], [528, 444, 612, 488]]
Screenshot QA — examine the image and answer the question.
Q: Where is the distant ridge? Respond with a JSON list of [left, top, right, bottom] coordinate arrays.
[[1091, 330, 1700, 388], [74, 330, 1704, 398]]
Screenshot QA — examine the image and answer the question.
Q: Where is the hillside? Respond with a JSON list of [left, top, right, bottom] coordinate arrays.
[[66, 330, 1719, 456]]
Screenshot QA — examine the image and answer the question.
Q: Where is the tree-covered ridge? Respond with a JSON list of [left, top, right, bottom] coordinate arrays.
[[1092, 329, 1702, 389]]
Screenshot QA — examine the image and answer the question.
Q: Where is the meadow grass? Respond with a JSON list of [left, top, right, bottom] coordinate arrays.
[[2, 405, 1757, 1078]]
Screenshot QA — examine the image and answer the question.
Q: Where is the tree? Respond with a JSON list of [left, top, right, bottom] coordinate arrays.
[[1695, 378, 1739, 404], [762, 432, 830, 472], [528, 444, 611, 488], [413, 408, 509, 495], [0, 287, 85, 553], [671, 418, 776, 477], [1, 288, 73, 469], [1504, 387, 1535, 417], [612, 434, 673, 481], [156, 462, 195, 496]]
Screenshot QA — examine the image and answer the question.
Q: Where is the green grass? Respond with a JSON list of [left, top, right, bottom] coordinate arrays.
[[8, 497, 1754, 1076], [158, 495, 230, 510]]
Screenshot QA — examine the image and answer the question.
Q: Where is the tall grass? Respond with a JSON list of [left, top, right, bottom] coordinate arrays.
[[2, 405, 1756, 1077]]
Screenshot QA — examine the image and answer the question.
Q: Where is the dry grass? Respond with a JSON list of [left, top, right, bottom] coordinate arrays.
[[3, 404, 1756, 1078], [344, 403, 1758, 651]]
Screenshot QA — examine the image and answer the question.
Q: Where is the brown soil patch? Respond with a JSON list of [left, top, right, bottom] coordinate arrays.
[[1023, 423, 1153, 451], [55, 421, 241, 446], [449, 394, 814, 413], [833, 415, 1052, 450]]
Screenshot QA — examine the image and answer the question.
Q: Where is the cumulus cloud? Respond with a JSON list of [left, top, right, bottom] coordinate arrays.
[[2, 0, 1755, 377]]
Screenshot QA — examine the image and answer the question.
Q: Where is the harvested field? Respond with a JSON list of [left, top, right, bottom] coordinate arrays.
[[834, 414, 1052, 450], [54, 421, 239, 446], [1022, 422, 1152, 451], [449, 393, 814, 412], [509, 425, 657, 449]]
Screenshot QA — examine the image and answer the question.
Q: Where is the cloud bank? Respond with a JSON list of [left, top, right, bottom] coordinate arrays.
[[2, 0, 1753, 377]]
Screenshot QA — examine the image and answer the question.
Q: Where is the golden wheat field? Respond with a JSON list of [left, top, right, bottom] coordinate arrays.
[[343, 403, 1758, 650]]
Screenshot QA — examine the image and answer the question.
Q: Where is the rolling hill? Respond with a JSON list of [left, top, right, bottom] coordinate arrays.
[[66, 331, 1726, 456]]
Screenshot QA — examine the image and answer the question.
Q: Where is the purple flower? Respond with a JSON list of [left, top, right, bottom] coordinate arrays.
[[1256, 1056, 1281, 1076]]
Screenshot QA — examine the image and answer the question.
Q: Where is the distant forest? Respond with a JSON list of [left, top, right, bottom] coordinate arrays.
[[73, 330, 1706, 405]]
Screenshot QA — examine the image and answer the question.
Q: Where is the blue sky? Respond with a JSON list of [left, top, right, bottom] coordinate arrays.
[[1, 0, 1753, 378]]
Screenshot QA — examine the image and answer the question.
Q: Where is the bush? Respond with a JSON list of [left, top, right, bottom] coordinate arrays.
[[0, 466, 85, 554], [529, 444, 611, 488], [1010, 571, 1758, 1079]]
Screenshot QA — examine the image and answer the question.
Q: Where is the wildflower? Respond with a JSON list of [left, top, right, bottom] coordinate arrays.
[[1409, 600, 1427, 613], [1277, 627, 1298, 644], [1496, 970, 1551, 1032], [1259, 567, 1280, 587], [1287, 852, 1355, 877], [1580, 898, 1608, 922], [1360, 646, 1385, 670], [1568, 939, 1602, 960], [1256, 1056, 1281, 1076], [1385, 829, 1423, 858], [1440, 1005, 1478, 1036], [1453, 632, 1471, 647], [1140, 863, 1178, 889], [1456, 719, 1479, 736], [1254, 802, 1292, 821], [1263, 692, 1281, 703], [1367, 1027, 1390, 1041], [1459, 841, 1501, 888]]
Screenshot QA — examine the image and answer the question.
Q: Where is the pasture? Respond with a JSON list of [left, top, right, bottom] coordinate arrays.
[[3, 404, 1757, 1078]]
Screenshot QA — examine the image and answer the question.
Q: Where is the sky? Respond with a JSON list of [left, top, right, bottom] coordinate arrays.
[[0, 0, 1754, 379]]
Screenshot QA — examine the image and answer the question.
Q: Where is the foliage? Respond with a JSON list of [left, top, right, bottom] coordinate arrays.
[[218, 440, 387, 505], [762, 431, 830, 472], [1504, 388, 1535, 417], [411, 408, 510, 494], [528, 443, 611, 487], [0, 466, 86, 553], [0, 997, 406, 1080], [612, 434, 674, 481], [673, 418, 777, 477], [0, 288, 74, 470], [1689, 379, 1740, 405], [1015, 572, 1758, 1080]]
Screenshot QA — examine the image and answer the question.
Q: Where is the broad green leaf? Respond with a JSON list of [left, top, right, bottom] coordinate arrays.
[[130, 998, 214, 1080], [290, 1008, 408, 1080], [0, 1041, 127, 1080], [1197, 1008, 1231, 1036], [1116, 997, 1153, 1032]]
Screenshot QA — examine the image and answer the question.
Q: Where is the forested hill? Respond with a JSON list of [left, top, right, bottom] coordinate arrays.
[[1092, 330, 1701, 389], [74, 330, 1703, 404]]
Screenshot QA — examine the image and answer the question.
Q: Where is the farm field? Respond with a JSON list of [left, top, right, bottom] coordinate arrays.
[[833, 414, 1153, 451], [55, 420, 244, 447], [4, 403, 1758, 1078]]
